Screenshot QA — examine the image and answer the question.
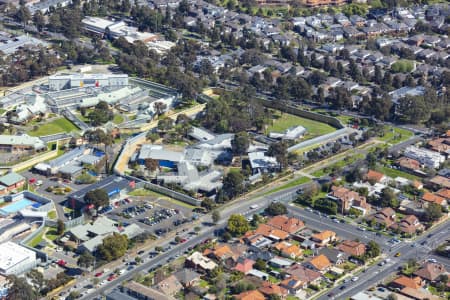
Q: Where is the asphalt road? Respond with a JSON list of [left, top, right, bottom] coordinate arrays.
[[318, 219, 450, 300], [79, 182, 313, 299]]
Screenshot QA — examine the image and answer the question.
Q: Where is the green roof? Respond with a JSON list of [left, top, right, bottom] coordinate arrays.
[[0, 172, 25, 187]]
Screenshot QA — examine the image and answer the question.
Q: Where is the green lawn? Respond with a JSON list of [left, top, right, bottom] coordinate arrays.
[[113, 114, 125, 124], [47, 210, 57, 219], [128, 188, 198, 209], [311, 154, 365, 177], [265, 177, 311, 195], [28, 117, 79, 136], [377, 166, 421, 181], [377, 126, 413, 144], [267, 112, 336, 139], [27, 231, 44, 247]]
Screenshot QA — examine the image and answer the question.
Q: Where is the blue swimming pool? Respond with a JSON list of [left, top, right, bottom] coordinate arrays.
[[0, 199, 34, 215]]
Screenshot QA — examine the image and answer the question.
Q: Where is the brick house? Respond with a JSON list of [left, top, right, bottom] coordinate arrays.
[[337, 240, 366, 257]]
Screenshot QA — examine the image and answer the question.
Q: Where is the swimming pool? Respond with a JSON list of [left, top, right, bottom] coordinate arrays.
[[0, 199, 34, 215]]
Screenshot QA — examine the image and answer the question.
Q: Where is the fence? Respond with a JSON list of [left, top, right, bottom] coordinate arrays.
[[6, 148, 59, 173]]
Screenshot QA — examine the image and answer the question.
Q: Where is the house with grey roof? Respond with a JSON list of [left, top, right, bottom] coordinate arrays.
[[0, 172, 25, 192], [0, 135, 46, 153]]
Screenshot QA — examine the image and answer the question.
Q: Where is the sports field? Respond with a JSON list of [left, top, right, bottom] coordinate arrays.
[[267, 112, 336, 139], [28, 117, 79, 136]]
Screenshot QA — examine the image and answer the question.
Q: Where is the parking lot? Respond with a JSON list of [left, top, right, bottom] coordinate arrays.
[[106, 194, 194, 237]]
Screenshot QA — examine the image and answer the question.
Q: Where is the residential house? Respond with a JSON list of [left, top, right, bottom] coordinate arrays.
[[399, 287, 440, 300], [396, 215, 424, 235], [366, 170, 387, 184], [286, 264, 322, 286], [436, 189, 450, 202], [204, 244, 235, 261], [259, 283, 288, 299], [234, 290, 265, 300], [253, 224, 289, 241], [305, 254, 332, 273], [0, 173, 25, 192], [154, 275, 183, 297], [413, 263, 447, 282], [397, 157, 421, 172], [337, 240, 366, 257], [174, 269, 201, 288], [428, 137, 450, 154], [422, 192, 447, 207], [267, 215, 305, 234], [311, 230, 337, 247], [273, 241, 303, 259], [233, 258, 254, 274], [429, 176, 450, 189], [372, 207, 396, 228], [390, 276, 424, 290], [185, 252, 217, 272], [301, 239, 316, 250], [328, 186, 370, 215], [318, 248, 348, 265], [269, 257, 295, 269], [280, 277, 304, 295]]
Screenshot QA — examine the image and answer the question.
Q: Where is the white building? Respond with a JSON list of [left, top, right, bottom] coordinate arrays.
[[48, 73, 129, 91], [0, 242, 37, 275], [404, 146, 445, 169], [269, 125, 307, 140], [81, 16, 115, 35]]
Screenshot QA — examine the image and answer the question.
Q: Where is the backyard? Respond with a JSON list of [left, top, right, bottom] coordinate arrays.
[[267, 112, 336, 139], [28, 117, 79, 136]]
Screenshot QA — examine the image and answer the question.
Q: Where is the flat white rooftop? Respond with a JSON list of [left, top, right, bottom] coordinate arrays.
[[0, 242, 36, 272]]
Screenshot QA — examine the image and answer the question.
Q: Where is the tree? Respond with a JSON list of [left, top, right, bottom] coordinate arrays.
[[57, 219, 65, 235], [212, 210, 220, 224], [265, 202, 287, 216], [253, 258, 266, 271], [231, 131, 250, 156], [33, 11, 45, 31], [97, 233, 128, 262], [144, 158, 159, 172], [201, 198, 215, 211], [6, 275, 37, 300], [16, 5, 31, 25], [424, 203, 442, 222], [379, 187, 398, 208], [153, 102, 167, 115], [77, 251, 95, 269], [84, 188, 109, 209], [366, 240, 381, 258], [222, 171, 244, 199], [387, 294, 398, 300], [227, 214, 250, 236], [88, 101, 113, 126], [268, 141, 288, 170]]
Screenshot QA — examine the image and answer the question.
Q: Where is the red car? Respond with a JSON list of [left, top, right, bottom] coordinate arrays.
[[95, 272, 103, 277], [57, 259, 67, 266], [180, 238, 187, 243], [107, 274, 116, 281]]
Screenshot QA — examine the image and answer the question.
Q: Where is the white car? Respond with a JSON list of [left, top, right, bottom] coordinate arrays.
[[352, 277, 359, 282]]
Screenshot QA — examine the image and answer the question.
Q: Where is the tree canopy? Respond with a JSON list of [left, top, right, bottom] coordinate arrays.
[[84, 188, 109, 209], [227, 214, 250, 236], [97, 233, 128, 262]]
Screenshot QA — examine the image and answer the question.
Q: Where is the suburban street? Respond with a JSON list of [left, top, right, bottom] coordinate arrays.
[[318, 219, 450, 300]]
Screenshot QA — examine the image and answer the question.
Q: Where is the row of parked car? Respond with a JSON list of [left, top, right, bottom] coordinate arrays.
[[139, 208, 179, 226]]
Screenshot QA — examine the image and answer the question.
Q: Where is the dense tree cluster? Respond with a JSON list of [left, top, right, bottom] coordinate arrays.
[[84, 188, 109, 208], [97, 233, 129, 261]]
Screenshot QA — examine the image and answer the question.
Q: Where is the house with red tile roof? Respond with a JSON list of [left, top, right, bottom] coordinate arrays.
[[259, 283, 288, 299], [311, 230, 336, 246], [234, 290, 266, 300], [204, 244, 236, 261], [279, 277, 304, 294], [436, 188, 450, 201], [413, 263, 447, 282], [391, 276, 424, 290], [395, 215, 424, 235], [286, 264, 322, 286], [273, 241, 303, 259], [372, 207, 396, 228], [253, 224, 289, 241], [305, 254, 332, 273], [366, 170, 387, 183], [422, 192, 447, 207], [267, 215, 304, 234], [337, 240, 366, 257], [397, 157, 421, 172], [328, 186, 370, 215], [428, 137, 450, 154], [234, 259, 254, 274]]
